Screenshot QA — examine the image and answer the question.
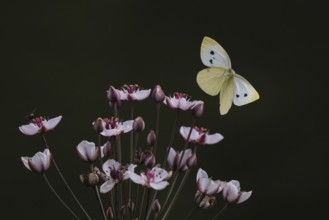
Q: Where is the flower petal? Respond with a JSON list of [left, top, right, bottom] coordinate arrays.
[[196, 168, 208, 182], [19, 124, 39, 136], [127, 172, 145, 185], [134, 89, 151, 100], [123, 164, 137, 180], [100, 180, 115, 193], [223, 182, 239, 203], [122, 120, 134, 133], [237, 191, 252, 204], [44, 116, 62, 130], [77, 140, 98, 162], [206, 133, 224, 145], [101, 129, 122, 137], [198, 178, 219, 196], [150, 181, 169, 190], [118, 90, 128, 100], [178, 149, 192, 170], [21, 157, 31, 171], [180, 126, 198, 142], [167, 148, 176, 169]]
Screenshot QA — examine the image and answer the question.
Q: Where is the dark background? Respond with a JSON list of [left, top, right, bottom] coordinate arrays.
[[2, 0, 328, 219]]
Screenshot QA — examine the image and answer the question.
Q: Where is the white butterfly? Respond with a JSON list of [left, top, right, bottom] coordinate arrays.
[[196, 36, 260, 115]]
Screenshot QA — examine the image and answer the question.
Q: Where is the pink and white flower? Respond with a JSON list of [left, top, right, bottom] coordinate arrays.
[[222, 180, 252, 204], [100, 159, 135, 193], [196, 168, 224, 196], [118, 84, 151, 101], [180, 126, 223, 145], [19, 116, 62, 136], [99, 117, 134, 137], [167, 147, 194, 171], [21, 149, 52, 173], [127, 167, 169, 190], [164, 92, 203, 111], [76, 140, 99, 162]]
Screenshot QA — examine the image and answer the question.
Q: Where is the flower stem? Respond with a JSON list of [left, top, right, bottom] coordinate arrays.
[[143, 188, 151, 220], [183, 205, 199, 220], [162, 110, 179, 168], [91, 164, 107, 220], [160, 169, 191, 220], [138, 187, 147, 220], [129, 103, 134, 220], [41, 134, 92, 220], [42, 174, 81, 220], [153, 102, 161, 155], [211, 204, 228, 220]]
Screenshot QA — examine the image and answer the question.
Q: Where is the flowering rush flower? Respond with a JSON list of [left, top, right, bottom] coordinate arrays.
[[96, 117, 134, 137], [19, 115, 62, 136], [100, 159, 134, 193], [21, 149, 52, 173], [180, 126, 223, 145], [222, 180, 252, 204], [167, 147, 194, 171], [118, 84, 151, 101], [164, 92, 203, 111], [196, 168, 224, 196], [76, 140, 100, 162], [127, 167, 169, 190]]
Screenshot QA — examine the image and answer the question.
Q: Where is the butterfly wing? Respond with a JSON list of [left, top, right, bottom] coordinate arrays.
[[200, 36, 232, 69], [219, 75, 235, 115], [196, 67, 227, 96], [233, 74, 260, 106]]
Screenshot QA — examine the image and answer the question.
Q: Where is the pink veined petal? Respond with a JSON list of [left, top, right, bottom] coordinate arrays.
[[237, 191, 252, 204], [165, 97, 178, 109], [122, 120, 134, 133], [205, 133, 224, 145], [134, 89, 151, 100], [101, 129, 122, 137], [43, 149, 52, 170], [224, 182, 239, 203], [21, 157, 32, 171], [198, 178, 219, 196], [151, 168, 168, 182], [214, 180, 225, 193], [102, 159, 119, 175], [123, 164, 137, 180], [150, 181, 169, 190], [229, 180, 241, 191], [179, 126, 198, 141], [19, 124, 39, 136], [178, 98, 193, 110], [28, 152, 47, 173], [167, 148, 176, 169], [196, 168, 208, 182], [127, 172, 146, 185], [118, 90, 128, 100], [77, 141, 97, 162], [178, 149, 192, 169], [44, 116, 62, 130], [100, 180, 116, 193]]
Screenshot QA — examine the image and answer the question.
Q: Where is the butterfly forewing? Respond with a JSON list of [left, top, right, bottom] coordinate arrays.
[[196, 67, 227, 96], [200, 36, 232, 69], [233, 74, 260, 106]]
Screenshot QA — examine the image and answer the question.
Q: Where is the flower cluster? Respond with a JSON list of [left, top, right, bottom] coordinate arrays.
[[19, 84, 252, 220]]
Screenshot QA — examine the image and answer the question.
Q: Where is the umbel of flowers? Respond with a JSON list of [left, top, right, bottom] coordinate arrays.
[[19, 84, 252, 220]]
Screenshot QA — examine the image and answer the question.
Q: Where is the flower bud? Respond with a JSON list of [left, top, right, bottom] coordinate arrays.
[[151, 85, 165, 102], [143, 151, 156, 168], [93, 117, 105, 133], [199, 196, 216, 209], [133, 116, 145, 132], [192, 102, 204, 118], [106, 207, 114, 219], [127, 199, 135, 212], [152, 199, 161, 213], [147, 130, 156, 146], [107, 85, 121, 107], [80, 172, 100, 186]]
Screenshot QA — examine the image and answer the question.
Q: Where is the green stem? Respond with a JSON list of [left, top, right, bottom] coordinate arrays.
[[42, 174, 81, 220], [41, 135, 92, 220], [211, 204, 228, 220], [162, 110, 179, 168], [161, 169, 191, 220], [91, 164, 107, 220], [183, 205, 199, 220], [153, 103, 161, 155], [138, 187, 147, 220]]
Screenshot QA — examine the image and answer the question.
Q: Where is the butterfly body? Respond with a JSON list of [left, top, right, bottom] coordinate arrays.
[[196, 36, 259, 115]]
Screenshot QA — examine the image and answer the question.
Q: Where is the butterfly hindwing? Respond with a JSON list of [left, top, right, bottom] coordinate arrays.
[[219, 75, 235, 115], [200, 36, 232, 69], [233, 74, 260, 106], [196, 67, 227, 96]]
